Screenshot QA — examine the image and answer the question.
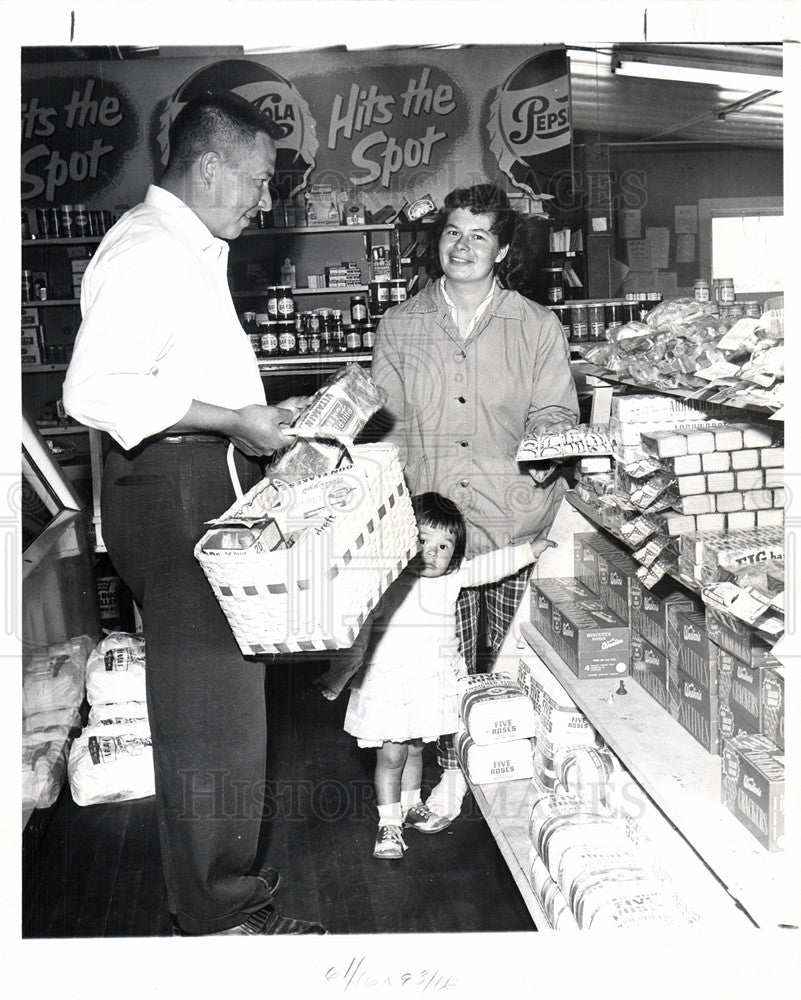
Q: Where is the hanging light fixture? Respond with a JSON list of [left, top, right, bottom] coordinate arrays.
[[611, 46, 782, 93]]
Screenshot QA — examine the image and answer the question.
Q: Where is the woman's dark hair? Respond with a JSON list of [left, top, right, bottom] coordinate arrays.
[[166, 90, 282, 173], [411, 492, 466, 573], [425, 182, 551, 298], [427, 184, 517, 280]]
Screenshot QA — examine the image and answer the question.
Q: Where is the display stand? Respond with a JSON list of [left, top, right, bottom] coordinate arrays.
[[472, 496, 796, 930]]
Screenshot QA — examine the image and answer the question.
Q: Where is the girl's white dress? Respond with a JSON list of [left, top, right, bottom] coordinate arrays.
[[344, 544, 533, 747]]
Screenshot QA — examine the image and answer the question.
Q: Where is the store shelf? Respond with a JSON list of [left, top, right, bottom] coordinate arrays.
[[22, 237, 101, 247], [22, 299, 79, 308], [565, 491, 782, 640], [36, 425, 89, 436], [519, 623, 795, 929], [258, 353, 370, 376], [581, 363, 782, 417], [232, 285, 369, 298], [467, 778, 551, 930], [239, 223, 396, 236]]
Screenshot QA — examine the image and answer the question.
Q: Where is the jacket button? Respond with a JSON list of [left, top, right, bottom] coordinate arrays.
[[460, 479, 469, 487], [458, 396, 466, 404], [460, 441, 469, 448]]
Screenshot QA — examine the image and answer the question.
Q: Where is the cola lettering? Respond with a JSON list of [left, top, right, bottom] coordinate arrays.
[[256, 93, 295, 140], [509, 94, 569, 145]]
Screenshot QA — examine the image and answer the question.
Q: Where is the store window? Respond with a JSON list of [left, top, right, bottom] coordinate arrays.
[[698, 197, 783, 295]]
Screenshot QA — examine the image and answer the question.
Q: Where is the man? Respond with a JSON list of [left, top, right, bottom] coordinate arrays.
[[64, 92, 327, 936]]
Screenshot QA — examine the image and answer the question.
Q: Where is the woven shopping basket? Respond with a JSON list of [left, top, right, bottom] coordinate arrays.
[[194, 432, 418, 656]]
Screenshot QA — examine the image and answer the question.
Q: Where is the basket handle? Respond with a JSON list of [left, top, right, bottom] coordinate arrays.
[[225, 429, 357, 499]]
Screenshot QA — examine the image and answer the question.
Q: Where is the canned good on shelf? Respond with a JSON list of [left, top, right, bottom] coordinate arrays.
[[717, 278, 736, 304], [389, 278, 407, 305], [543, 266, 565, 304], [587, 302, 606, 341], [550, 304, 570, 339], [604, 301, 622, 329], [569, 303, 589, 342], [369, 279, 391, 314], [277, 320, 297, 355]]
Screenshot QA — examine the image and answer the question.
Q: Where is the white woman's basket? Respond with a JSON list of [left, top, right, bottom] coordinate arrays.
[[194, 433, 418, 656]]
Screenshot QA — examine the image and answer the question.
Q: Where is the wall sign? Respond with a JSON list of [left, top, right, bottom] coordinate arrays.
[[21, 76, 139, 203], [487, 47, 571, 200], [324, 65, 463, 193], [154, 59, 319, 200]]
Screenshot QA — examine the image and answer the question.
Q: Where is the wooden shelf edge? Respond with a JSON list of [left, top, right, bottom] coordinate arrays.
[[467, 778, 553, 931]]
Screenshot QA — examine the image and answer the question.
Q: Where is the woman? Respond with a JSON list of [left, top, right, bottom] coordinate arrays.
[[371, 183, 579, 822]]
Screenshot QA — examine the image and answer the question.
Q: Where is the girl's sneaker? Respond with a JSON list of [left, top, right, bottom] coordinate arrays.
[[372, 823, 408, 859], [404, 801, 452, 834]]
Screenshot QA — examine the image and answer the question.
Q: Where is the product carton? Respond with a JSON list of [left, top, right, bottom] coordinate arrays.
[[631, 632, 668, 709], [674, 667, 719, 753], [721, 734, 784, 851], [573, 533, 601, 595], [631, 578, 696, 655], [573, 532, 641, 624], [705, 607, 777, 667], [718, 702, 760, 743], [596, 546, 642, 626], [761, 666, 784, 751], [670, 608, 718, 691], [529, 579, 630, 680]]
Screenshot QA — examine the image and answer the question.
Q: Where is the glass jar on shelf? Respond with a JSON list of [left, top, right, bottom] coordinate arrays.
[[542, 266, 565, 305]]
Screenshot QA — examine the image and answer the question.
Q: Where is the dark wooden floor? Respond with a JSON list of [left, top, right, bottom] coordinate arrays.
[[23, 658, 535, 937]]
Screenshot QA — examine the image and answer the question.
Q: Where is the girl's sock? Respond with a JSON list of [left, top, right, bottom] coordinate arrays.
[[426, 769, 469, 819], [377, 802, 403, 827], [400, 788, 422, 811]]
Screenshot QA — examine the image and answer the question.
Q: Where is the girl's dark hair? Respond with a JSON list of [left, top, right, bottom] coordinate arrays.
[[425, 182, 550, 297], [411, 492, 466, 573], [427, 184, 516, 281]]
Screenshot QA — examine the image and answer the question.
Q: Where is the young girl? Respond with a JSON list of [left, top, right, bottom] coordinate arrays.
[[343, 492, 552, 860]]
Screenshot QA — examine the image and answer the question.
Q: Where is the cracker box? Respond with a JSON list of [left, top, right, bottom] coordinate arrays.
[[632, 579, 696, 655], [631, 632, 668, 709], [721, 734, 784, 851], [574, 533, 641, 624], [705, 607, 777, 668], [530, 576, 596, 629], [530, 579, 630, 680], [718, 702, 760, 743], [595, 547, 641, 627], [670, 608, 718, 691], [727, 655, 770, 734], [573, 532, 601, 595], [675, 668, 719, 753], [761, 666, 784, 751]]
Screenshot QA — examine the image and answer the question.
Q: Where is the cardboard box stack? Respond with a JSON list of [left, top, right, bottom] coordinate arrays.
[[569, 530, 785, 850], [528, 577, 631, 681], [575, 394, 784, 608]]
